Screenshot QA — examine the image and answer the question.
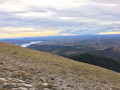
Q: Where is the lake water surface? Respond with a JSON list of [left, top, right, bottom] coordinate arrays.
[[20, 41, 42, 47]]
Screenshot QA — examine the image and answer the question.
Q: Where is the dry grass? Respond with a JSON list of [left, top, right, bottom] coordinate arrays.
[[0, 42, 120, 89]]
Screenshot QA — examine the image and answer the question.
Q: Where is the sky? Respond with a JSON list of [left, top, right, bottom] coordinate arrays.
[[0, 0, 120, 38]]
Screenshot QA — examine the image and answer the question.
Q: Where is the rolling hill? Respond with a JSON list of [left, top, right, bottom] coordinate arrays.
[[0, 42, 120, 90]]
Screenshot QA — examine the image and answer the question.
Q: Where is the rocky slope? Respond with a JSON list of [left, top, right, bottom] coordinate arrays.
[[0, 42, 120, 90]]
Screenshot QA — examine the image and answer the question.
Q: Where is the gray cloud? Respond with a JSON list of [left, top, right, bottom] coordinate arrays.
[[59, 23, 120, 35], [0, 0, 120, 37]]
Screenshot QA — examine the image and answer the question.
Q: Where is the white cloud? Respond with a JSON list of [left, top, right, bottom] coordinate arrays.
[[0, 1, 27, 12], [0, 0, 120, 38], [16, 12, 53, 18], [21, 0, 87, 8]]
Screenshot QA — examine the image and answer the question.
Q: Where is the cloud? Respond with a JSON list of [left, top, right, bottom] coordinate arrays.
[[91, 0, 120, 4], [0, 0, 120, 38], [59, 22, 120, 35], [99, 32, 120, 35], [0, 31, 59, 38], [0, 27, 61, 38]]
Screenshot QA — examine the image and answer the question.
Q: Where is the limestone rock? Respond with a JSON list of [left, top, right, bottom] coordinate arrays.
[[0, 78, 7, 84]]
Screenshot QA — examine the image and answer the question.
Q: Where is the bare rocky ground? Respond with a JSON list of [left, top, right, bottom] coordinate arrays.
[[0, 54, 77, 90], [0, 54, 120, 90]]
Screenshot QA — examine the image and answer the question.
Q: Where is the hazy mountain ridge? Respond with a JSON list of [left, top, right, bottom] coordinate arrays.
[[0, 42, 120, 90]]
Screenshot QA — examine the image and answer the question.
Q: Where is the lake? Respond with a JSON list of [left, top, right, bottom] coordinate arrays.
[[20, 41, 42, 47]]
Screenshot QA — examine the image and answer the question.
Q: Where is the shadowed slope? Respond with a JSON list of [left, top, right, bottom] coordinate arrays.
[[67, 53, 120, 72]]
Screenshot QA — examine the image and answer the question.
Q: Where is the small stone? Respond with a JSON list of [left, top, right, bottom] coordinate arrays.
[[18, 79, 25, 83], [26, 79, 33, 84], [40, 77, 46, 82], [18, 87, 28, 90], [3, 83, 12, 89], [67, 84, 74, 88], [13, 88, 18, 90], [29, 87, 36, 90], [43, 83, 48, 86], [0, 78, 7, 81], [11, 83, 17, 88], [7, 78, 12, 81], [50, 77, 55, 80], [44, 88, 51, 90], [24, 84, 33, 88], [59, 80, 63, 83], [27, 77, 32, 80], [0, 78, 7, 84]]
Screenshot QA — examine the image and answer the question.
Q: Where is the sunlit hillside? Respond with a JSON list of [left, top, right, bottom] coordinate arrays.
[[0, 42, 120, 90]]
